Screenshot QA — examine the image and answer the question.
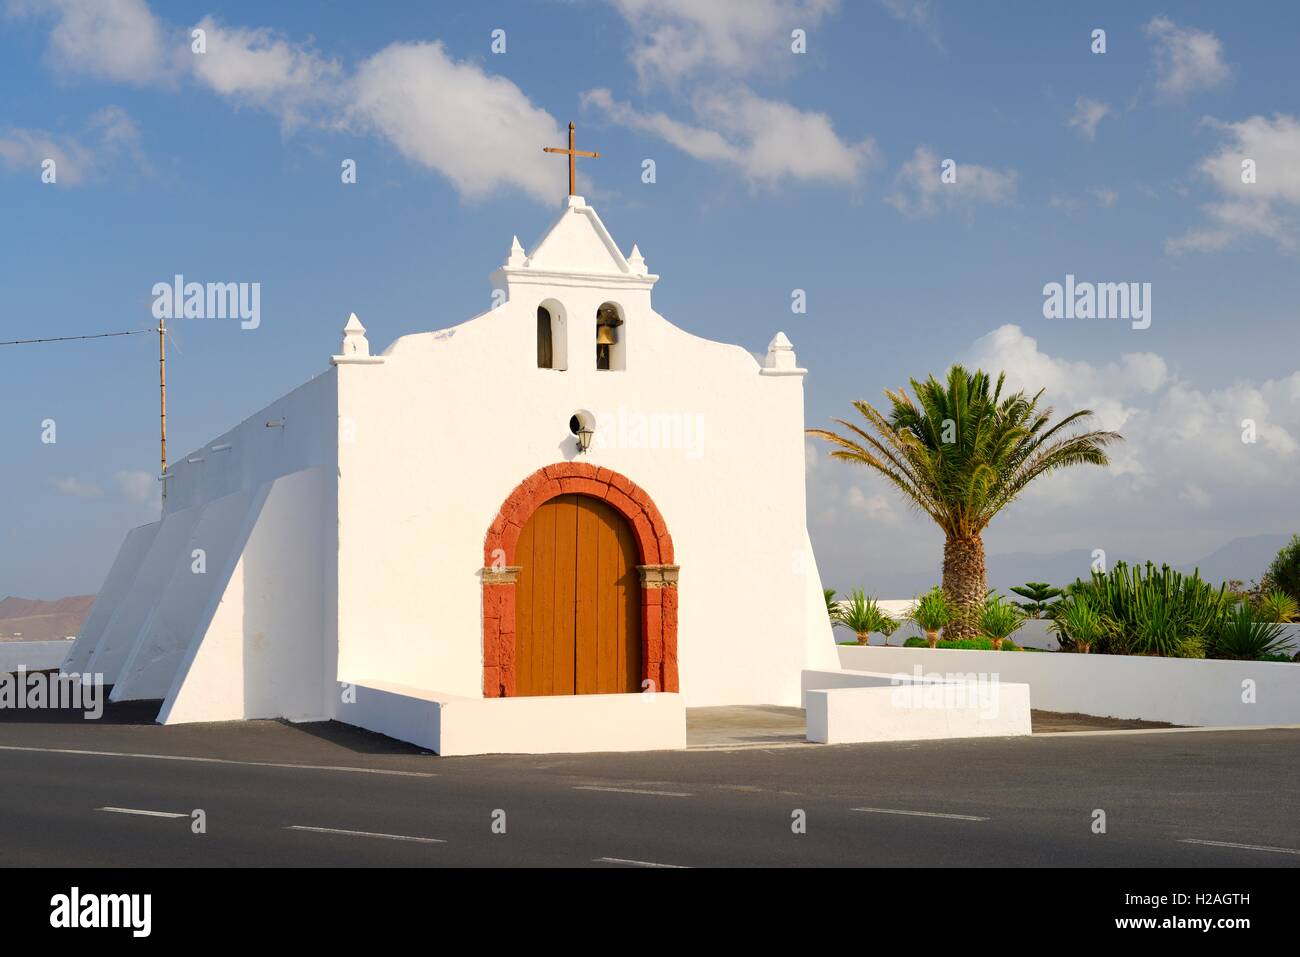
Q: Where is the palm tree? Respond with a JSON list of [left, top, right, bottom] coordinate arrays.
[[835, 589, 892, 645], [824, 588, 841, 623], [809, 366, 1120, 638], [1050, 595, 1105, 654], [910, 587, 953, 648], [980, 594, 1026, 650]]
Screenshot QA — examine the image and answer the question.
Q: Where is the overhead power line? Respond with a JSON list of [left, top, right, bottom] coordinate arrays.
[[1, 321, 170, 492], [0, 328, 155, 347]]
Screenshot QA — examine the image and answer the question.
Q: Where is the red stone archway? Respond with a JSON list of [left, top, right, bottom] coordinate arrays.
[[482, 463, 677, 698]]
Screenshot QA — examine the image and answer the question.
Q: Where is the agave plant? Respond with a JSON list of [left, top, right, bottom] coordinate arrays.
[[1212, 602, 1292, 660], [1255, 589, 1298, 624], [980, 595, 1026, 650], [1050, 595, 1106, 653], [910, 587, 953, 648], [835, 590, 892, 645], [809, 367, 1119, 638]]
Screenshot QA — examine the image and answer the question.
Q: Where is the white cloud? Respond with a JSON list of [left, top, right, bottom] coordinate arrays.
[[1143, 16, 1231, 98], [0, 126, 92, 183], [0, 105, 143, 185], [962, 325, 1299, 498], [347, 42, 562, 204], [886, 146, 1016, 216], [8, 0, 173, 85], [1091, 186, 1118, 207], [13, 5, 566, 203], [1168, 113, 1300, 254], [877, 0, 940, 41], [595, 2, 872, 194], [189, 17, 341, 125], [606, 0, 838, 87], [583, 87, 875, 188], [847, 486, 900, 523], [50, 476, 103, 499], [1068, 97, 1111, 140], [114, 470, 156, 503]]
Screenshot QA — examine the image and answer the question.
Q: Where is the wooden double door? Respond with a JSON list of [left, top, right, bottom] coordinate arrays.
[[515, 494, 641, 696]]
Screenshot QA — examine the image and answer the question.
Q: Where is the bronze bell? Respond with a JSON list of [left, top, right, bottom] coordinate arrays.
[[595, 305, 623, 345]]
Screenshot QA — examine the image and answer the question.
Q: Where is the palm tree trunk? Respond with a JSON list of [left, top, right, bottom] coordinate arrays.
[[943, 534, 986, 640]]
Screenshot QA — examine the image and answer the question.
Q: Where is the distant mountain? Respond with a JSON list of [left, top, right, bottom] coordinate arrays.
[[834, 533, 1292, 598], [984, 535, 1288, 591], [1176, 533, 1292, 586], [0, 595, 95, 642]]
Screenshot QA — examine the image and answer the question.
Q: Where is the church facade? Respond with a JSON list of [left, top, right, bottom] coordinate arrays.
[[65, 195, 838, 754]]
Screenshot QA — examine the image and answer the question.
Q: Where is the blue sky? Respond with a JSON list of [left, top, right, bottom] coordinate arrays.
[[2, 0, 1298, 599]]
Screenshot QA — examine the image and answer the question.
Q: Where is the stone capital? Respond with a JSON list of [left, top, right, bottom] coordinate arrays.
[[481, 565, 522, 584], [637, 564, 680, 588]]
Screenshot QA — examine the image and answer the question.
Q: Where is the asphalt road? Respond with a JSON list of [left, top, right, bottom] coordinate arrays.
[[1, 704, 1297, 867]]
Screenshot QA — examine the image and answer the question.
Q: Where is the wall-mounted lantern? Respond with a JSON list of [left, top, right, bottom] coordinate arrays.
[[570, 412, 595, 453]]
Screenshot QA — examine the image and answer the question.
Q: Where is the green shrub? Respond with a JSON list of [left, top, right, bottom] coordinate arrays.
[[1262, 534, 1300, 605], [903, 635, 1019, 651], [1211, 602, 1293, 661], [1068, 562, 1226, 658], [1255, 589, 1298, 624]]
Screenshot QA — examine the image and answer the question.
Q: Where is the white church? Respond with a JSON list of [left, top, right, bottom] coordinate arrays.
[[64, 187, 844, 754]]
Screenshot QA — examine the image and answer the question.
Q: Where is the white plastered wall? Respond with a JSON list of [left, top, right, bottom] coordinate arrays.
[[110, 486, 266, 702], [334, 198, 835, 707], [159, 467, 336, 725], [62, 520, 160, 674], [86, 506, 205, 684]]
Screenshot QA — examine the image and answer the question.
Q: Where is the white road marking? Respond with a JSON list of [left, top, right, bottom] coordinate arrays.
[[0, 744, 435, 777], [595, 857, 690, 868], [686, 742, 811, 752], [1033, 724, 1300, 737], [98, 806, 187, 819], [574, 785, 691, 797], [287, 825, 445, 844], [1179, 838, 1300, 856], [852, 806, 989, 821]]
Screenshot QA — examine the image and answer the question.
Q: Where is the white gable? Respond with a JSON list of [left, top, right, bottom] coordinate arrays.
[[492, 196, 655, 295]]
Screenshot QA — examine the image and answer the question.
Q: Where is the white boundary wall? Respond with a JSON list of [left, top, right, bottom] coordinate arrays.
[[802, 668, 1031, 743], [1, 641, 75, 673], [837, 645, 1300, 727], [836, 606, 1300, 654], [341, 680, 686, 755]]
